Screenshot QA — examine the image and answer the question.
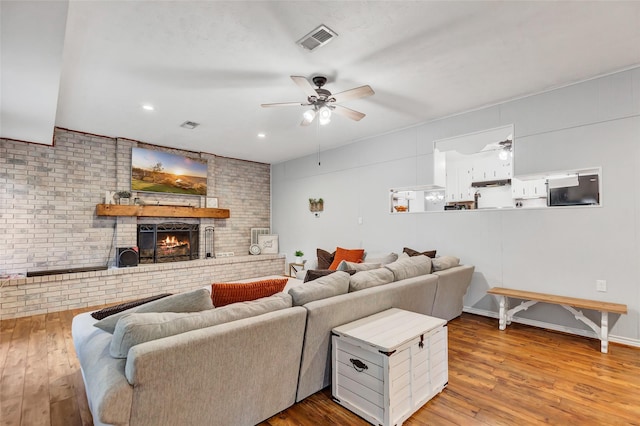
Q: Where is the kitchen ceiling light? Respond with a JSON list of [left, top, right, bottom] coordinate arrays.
[[142, 104, 154, 111]]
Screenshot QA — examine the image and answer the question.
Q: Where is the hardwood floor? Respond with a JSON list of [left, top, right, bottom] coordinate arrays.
[[1, 310, 639, 426]]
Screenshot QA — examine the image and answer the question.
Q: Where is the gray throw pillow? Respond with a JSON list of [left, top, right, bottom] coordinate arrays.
[[384, 255, 432, 281], [337, 260, 382, 272], [110, 292, 292, 358], [288, 271, 350, 306], [362, 252, 398, 265], [349, 268, 395, 292], [432, 255, 461, 271], [94, 288, 213, 333]]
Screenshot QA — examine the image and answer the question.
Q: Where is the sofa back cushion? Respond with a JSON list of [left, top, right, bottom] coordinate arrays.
[[384, 255, 432, 281], [211, 278, 288, 307], [349, 268, 395, 292], [110, 292, 292, 358], [94, 288, 214, 333], [288, 271, 350, 306]]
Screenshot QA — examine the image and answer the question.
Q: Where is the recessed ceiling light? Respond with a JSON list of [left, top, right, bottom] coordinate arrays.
[[257, 133, 266, 138], [142, 104, 154, 111]]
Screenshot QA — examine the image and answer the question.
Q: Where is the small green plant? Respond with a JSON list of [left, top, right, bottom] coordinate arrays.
[[116, 190, 131, 198], [295, 250, 304, 257]]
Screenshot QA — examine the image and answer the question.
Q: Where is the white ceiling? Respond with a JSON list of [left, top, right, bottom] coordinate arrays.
[[2, 1, 640, 164]]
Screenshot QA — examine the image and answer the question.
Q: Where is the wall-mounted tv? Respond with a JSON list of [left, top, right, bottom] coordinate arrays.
[[548, 174, 599, 206], [131, 147, 208, 196]]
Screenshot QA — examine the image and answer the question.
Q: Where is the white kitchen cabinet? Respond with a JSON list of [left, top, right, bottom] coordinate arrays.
[[445, 157, 473, 202], [512, 178, 547, 199]]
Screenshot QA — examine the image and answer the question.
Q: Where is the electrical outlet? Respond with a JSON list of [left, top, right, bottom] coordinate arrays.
[[357, 216, 363, 225], [596, 279, 607, 292]]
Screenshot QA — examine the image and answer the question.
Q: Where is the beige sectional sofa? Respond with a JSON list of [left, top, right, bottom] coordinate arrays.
[[72, 255, 473, 426]]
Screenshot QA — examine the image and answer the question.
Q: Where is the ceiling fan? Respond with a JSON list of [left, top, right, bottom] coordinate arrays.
[[261, 75, 374, 126]]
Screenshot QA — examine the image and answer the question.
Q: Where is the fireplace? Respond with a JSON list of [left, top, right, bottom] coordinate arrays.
[[137, 223, 199, 264]]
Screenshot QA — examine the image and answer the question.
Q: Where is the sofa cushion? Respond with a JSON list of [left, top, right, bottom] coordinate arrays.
[[288, 271, 350, 306], [384, 255, 432, 281], [328, 247, 365, 270], [91, 293, 172, 320], [94, 288, 214, 333], [403, 247, 437, 258], [432, 255, 461, 271], [304, 269, 355, 283], [110, 292, 292, 358], [337, 260, 381, 272], [211, 278, 288, 307], [316, 248, 335, 270], [349, 268, 395, 292]]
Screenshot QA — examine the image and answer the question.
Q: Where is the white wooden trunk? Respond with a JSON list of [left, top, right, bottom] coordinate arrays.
[[332, 308, 448, 426]]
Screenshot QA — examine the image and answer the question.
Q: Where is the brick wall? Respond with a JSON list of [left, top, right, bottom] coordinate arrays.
[[0, 128, 277, 318], [0, 255, 285, 319]]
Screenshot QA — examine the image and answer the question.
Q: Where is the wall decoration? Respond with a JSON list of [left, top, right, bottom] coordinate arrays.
[[131, 147, 208, 196], [258, 234, 279, 254]]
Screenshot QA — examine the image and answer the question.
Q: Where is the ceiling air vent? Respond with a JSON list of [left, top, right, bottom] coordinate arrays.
[[180, 121, 200, 129], [296, 24, 338, 51]]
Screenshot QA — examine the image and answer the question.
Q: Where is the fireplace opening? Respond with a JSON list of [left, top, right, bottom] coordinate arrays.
[[137, 223, 199, 264]]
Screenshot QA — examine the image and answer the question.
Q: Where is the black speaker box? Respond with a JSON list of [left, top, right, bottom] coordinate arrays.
[[117, 247, 139, 267]]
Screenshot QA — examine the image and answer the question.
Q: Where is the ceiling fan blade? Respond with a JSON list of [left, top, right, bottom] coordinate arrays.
[[300, 110, 317, 127], [291, 75, 318, 98], [331, 85, 375, 103], [332, 105, 366, 121], [261, 102, 306, 108]]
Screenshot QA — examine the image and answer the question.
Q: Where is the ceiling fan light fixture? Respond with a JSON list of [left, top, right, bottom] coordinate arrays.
[[318, 107, 332, 125], [303, 109, 315, 122]]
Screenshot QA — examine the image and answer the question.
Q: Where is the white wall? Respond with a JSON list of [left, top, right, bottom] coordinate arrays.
[[272, 67, 640, 343]]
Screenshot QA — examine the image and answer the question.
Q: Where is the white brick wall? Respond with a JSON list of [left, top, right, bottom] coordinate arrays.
[[1, 128, 274, 317], [0, 255, 286, 319]]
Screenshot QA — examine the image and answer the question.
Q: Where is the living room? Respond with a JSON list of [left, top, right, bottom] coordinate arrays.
[[2, 1, 640, 425]]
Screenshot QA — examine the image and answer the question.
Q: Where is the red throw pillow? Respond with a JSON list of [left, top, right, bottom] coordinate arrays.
[[329, 247, 365, 270], [211, 278, 288, 307]]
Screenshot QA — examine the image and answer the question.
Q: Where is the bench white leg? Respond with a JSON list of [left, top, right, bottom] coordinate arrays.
[[498, 296, 507, 330], [601, 311, 609, 354]]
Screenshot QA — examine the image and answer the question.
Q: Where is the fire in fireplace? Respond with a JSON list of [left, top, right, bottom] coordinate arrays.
[[137, 223, 199, 264]]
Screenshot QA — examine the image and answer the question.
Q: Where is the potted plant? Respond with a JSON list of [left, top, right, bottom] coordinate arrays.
[[295, 250, 304, 263], [115, 190, 132, 205]]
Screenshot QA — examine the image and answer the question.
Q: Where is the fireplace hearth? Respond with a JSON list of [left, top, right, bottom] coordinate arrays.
[[137, 223, 199, 264]]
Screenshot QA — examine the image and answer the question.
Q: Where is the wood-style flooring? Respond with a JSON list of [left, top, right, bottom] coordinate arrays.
[[1, 309, 639, 426]]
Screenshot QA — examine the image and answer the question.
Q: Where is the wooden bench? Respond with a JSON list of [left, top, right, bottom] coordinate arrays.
[[487, 287, 628, 353]]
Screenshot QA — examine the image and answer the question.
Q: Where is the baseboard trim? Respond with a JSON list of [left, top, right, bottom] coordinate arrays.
[[463, 306, 640, 349]]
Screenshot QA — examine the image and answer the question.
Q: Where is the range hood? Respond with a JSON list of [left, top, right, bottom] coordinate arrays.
[[471, 178, 511, 188]]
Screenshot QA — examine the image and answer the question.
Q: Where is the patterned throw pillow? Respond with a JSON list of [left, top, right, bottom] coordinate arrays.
[[403, 247, 437, 258], [211, 278, 288, 307]]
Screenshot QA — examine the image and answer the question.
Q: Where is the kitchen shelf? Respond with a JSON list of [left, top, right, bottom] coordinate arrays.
[[96, 204, 230, 219]]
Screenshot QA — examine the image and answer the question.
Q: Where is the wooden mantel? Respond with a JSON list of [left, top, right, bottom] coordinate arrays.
[[96, 204, 230, 219]]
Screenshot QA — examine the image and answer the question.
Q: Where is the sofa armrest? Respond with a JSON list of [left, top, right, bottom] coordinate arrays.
[[431, 265, 475, 321]]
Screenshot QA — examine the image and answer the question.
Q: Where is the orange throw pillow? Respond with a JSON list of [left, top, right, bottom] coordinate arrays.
[[329, 247, 365, 270], [211, 278, 288, 307]]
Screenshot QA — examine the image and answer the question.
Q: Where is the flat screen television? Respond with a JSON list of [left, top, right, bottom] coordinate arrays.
[[548, 174, 599, 206], [131, 147, 208, 196]]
